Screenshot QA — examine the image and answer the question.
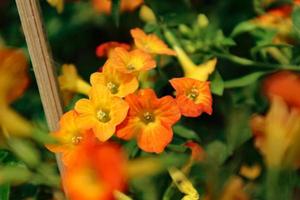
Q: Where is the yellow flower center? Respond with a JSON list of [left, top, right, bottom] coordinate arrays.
[[142, 111, 155, 124], [186, 87, 199, 101], [96, 109, 111, 123], [106, 81, 119, 94], [71, 135, 83, 145]]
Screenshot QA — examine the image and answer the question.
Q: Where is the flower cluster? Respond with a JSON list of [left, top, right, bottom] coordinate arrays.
[[47, 28, 214, 199]]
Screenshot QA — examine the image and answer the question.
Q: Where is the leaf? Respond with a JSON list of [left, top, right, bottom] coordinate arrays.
[[292, 6, 300, 36], [173, 125, 201, 142], [111, 0, 121, 27], [210, 70, 224, 96], [0, 184, 9, 200], [0, 165, 32, 184], [230, 21, 258, 37], [224, 71, 267, 88], [205, 141, 228, 166], [8, 139, 41, 167], [167, 144, 188, 153]]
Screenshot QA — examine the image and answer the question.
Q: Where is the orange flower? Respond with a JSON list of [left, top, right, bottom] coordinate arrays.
[[90, 64, 138, 97], [105, 47, 156, 74], [130, 28, 176, 56], [46, 110, 97, 166], [169, 77, 212, 117], [75, 85, 129, 141], [116, 89, 181, 153], [0, 49, 29, 104], [63, 141, 127, 200], [263, 71, 300, 108], [219, 176, 249, 200], [96, 41, 130, 58], [93, 0, 143, 14]]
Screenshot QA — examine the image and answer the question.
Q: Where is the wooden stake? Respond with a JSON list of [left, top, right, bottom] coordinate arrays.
[[15, 0, 64, 173]]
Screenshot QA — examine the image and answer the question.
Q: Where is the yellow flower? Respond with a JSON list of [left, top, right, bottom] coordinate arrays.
[[58, 64, 91, 104], [174, 46, 217, 81], [168, 167, 199, 200], [251, 96, 300, 168], [139, 5, 156, 24], [47, 0, 64, 13], [75, 85, 129, 142], [90, 64, 138, 97]]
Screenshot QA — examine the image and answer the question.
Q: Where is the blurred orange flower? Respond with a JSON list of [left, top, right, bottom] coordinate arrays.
[[63, 141, 127, 200], [75, 85, 129, 142], [170, 77, 212, 117], [116, 89, 181, 153], [251, 96, 300, 168], [219, 176, 249, 200], [0, 48, 32, 137], [263, 71, 300, 108], [251, 5, 293, 43], [130, 28, 176, 56], [93, 0, 143, 14], [0, 49, 29, 104], [106, 47, 156, 74], [90, 64, 138, 97], [96, 41, 130, 58], [46, 110, 97, 166]]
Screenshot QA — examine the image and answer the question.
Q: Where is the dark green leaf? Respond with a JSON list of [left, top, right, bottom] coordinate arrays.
[[173, 125, 201, 142], [230, 21, 258, 37], [111, 0, 121, 27], [224, 71, 268, 88], [210, 70, 224, 96], [0, 184, 9, 200]]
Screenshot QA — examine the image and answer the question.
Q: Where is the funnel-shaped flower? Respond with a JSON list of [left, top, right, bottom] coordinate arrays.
[[251, 96, 300, 168], [106, 47, 156, 74], [75, 85, 129, 141], [46, 110, 97, 166], [96, 41, 130, 58], [263, 71, 300, 108], [170, 77, 212, 117], [174, 46, 217, 81], [116, 89, 181, 153], [63, 141, 127, 200], [130, 28, 176, 55], [90, 64, 138, 97]]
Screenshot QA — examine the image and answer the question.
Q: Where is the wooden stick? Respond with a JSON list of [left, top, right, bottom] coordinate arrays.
[[15, 0, 64, 173]]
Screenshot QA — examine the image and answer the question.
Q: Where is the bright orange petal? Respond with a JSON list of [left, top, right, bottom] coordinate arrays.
[[137, 122, 173, 153]]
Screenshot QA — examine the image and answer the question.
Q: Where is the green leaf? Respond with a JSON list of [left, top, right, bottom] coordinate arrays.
[[173, 125, 201, 142], [292, 6, 300, 36], [0, 165, 32, 184], [210, 70, 224, 96], [0, 184, 9, 200], [8, 139, 41, 167], [111, 0, 121, 27], [224, 71, 268, 88], [167, 144, 188, 153], [205, 141, 228, 166], [230, 21, 258, 37]]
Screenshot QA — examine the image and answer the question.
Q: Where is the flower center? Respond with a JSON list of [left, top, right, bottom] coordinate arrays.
[[106, 81, 119, 94], [142, 111, 155, 124], [187, 87, 199, 101], [126, 64, 135, 71], [71, 135, 83, 145], [96, 109, 111, 123]]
